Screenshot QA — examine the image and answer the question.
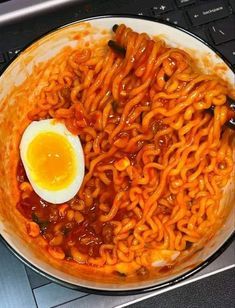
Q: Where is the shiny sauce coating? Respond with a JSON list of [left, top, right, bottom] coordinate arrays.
[[17, 161, 114, 259]]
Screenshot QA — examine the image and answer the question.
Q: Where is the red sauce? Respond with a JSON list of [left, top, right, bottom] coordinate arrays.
[[158, 265, 172, 274], [16, 161, 116, 259]]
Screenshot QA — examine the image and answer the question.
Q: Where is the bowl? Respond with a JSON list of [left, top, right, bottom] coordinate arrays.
[[0, 15, 234, 294]]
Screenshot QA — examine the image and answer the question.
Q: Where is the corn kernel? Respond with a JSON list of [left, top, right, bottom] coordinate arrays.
[[74, 211, 84, 224], [71, 247, 87, 263], [26, 222, 40, 237], [48, 246, 65, 260], [58, 204, 69, 217], [114, 157, 130, 171], [20, 182, 33, 192], [49, 234, 63, 246], [67, 210, 75, 221]]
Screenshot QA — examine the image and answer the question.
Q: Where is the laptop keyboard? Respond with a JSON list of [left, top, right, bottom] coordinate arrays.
[[0, 0, 235, 72]]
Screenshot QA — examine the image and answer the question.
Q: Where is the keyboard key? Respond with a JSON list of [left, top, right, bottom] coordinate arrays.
[[113, 6, 152, 16], [175, 0, 195, 7], [8, 49, 21, 60], [187, 0, 230, 26], [161, 11, 188, 29], [151, 0, 174, 16], [110, 0, 152, 16], [0, 63, 6, 72], [135, 9, 152, 16], [216, 40, 235, 65], [0, 53, 5, 63], [229, 0, 235, 12], [189, 28, 208, 42], [209, 15, 235, 45]]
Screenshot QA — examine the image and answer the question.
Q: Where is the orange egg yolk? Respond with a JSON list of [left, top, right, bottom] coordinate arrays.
[[26, 132, 76, 190]]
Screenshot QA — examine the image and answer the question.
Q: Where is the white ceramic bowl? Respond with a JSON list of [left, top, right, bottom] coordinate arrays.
[[0, 16, 234, 294]]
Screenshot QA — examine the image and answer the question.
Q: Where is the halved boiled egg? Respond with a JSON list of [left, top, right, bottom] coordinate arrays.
[[20, 119, 84, 204]]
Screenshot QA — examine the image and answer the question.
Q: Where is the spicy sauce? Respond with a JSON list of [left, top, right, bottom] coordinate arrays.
[[16, 161, 114, 259]]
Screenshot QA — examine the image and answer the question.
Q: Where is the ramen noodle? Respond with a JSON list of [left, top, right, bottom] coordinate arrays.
[[16, 24, 234, 278]]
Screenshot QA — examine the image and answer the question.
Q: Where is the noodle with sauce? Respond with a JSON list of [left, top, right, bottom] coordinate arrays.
[[16, 24, 234, 278]]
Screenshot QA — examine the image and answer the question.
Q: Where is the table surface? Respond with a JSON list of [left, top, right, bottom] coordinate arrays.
[[0, 238, 234, 308], [130, 268, 235, 308]]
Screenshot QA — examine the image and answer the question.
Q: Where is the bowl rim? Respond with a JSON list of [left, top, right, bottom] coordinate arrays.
[[0, 13, 234, 295], [1, 232, 234, 295], [0, 14, 234, 76]]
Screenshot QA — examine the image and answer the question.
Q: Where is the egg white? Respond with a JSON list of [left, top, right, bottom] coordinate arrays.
[[20, 119, 85, 204]]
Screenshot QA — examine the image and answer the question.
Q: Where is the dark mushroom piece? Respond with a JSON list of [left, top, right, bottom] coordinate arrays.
[[112, 24, 119, 32], [207, 97, 235, 130], [108, 40, 126, 57]]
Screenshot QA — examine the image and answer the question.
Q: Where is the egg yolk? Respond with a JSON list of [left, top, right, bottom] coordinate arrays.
[[26, 132, 77, 190]]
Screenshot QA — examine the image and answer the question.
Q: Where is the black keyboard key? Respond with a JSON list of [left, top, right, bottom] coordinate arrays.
[[190, 28, 208, 42], [175, 0, 195, 7], [161, 11, 188, 29], [216, 40, 235, 65], [209, 15, 235, 45], [114, 7, 152, 16], [8, 49, 21, 60], [0, 53, 5, 63], [0, 63, 6, 72], [229, 0, 235, 12], [110, 0, 152, 16], [135, 9, 153, 16], [151, 0, 174, 16], [187, 0, 230, 26]]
